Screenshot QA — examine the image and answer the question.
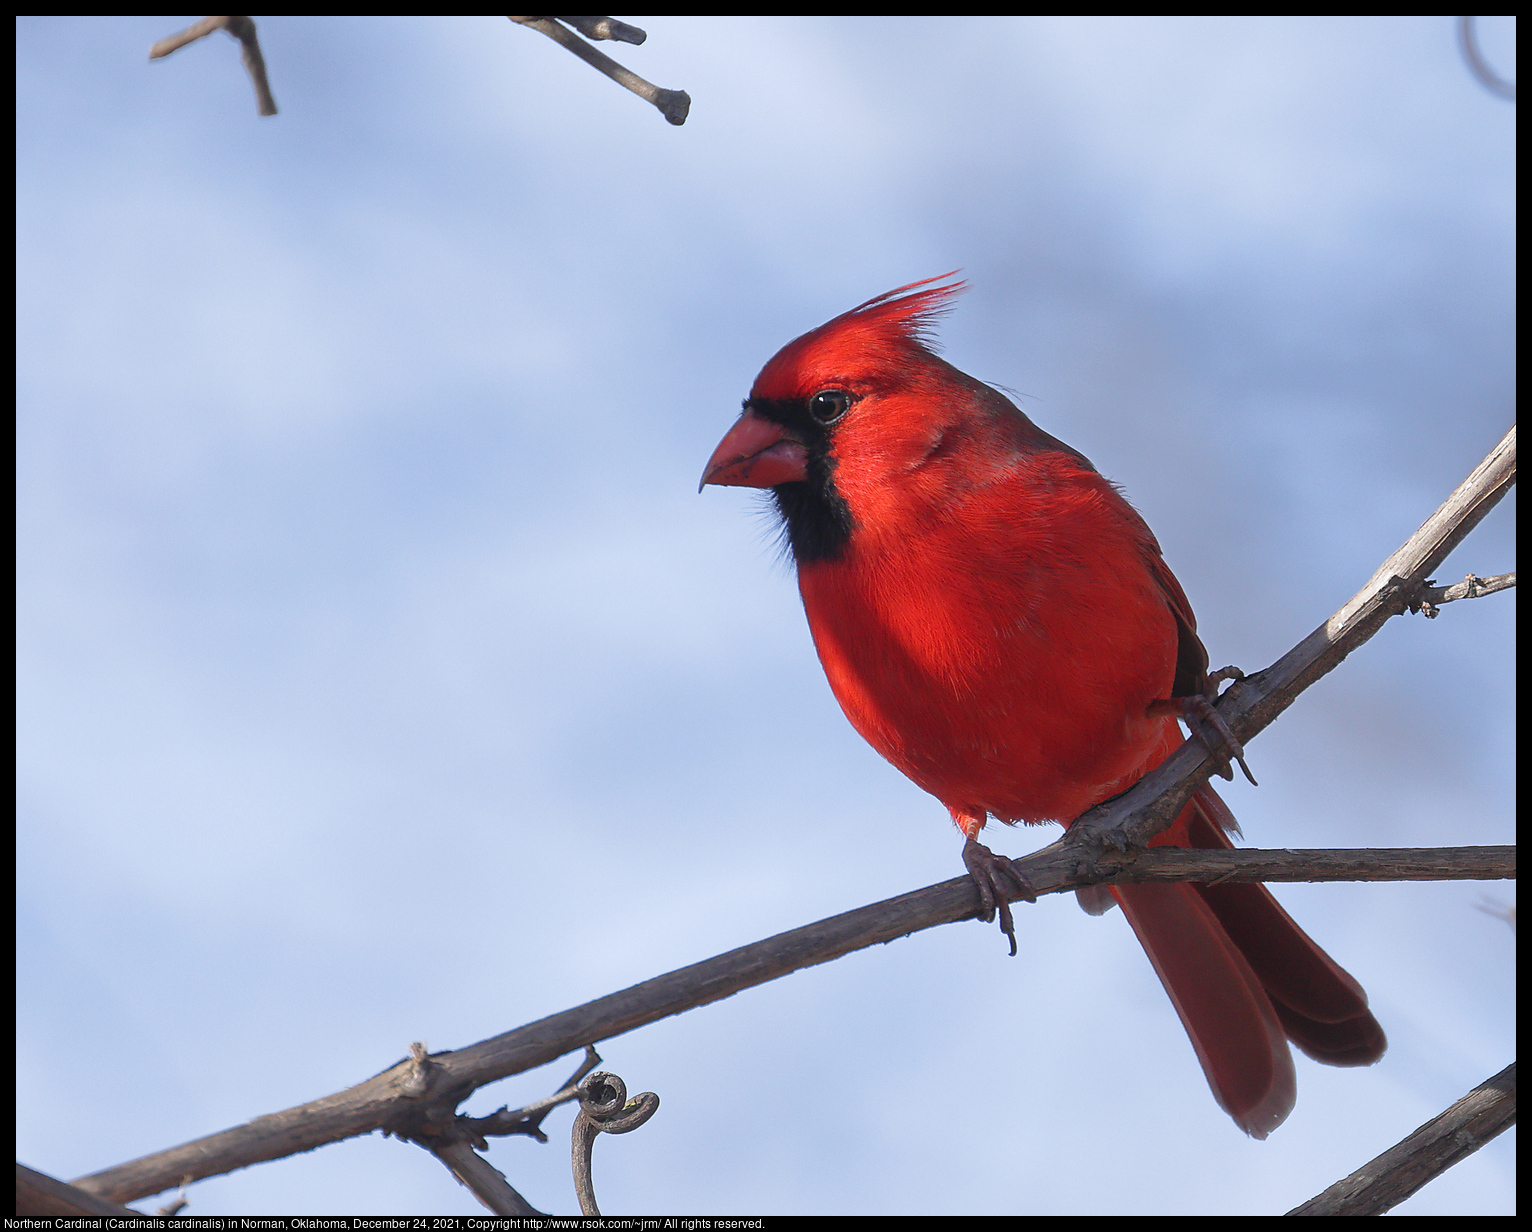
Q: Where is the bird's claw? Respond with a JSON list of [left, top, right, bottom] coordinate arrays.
[[1182, 689, 1257, 786], [1206, 665, 1247, 692], [962, 837, 1035, 957]]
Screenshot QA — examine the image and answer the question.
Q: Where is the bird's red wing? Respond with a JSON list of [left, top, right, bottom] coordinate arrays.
[[1141, 544, 1210, 701]]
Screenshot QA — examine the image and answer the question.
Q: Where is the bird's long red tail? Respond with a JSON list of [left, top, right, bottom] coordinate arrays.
[[1111, 785, 1386, 1138]]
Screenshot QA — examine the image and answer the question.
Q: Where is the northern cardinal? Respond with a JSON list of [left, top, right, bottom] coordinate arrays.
[[701, 276, 1385, 1137]]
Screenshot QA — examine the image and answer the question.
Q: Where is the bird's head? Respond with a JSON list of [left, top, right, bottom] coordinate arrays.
[[701, 274, 1004, 563]]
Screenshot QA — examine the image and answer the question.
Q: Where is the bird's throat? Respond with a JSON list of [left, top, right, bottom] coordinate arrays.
[[772, 460, 855, 565]]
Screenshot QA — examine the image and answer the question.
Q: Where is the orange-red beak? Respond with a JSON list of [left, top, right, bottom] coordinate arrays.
[[699, 410, 809, 492]]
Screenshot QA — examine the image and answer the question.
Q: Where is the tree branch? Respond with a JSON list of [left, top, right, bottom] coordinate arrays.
[[63, 843, 1514, 1207], [557, 16, 646, 46], [405, 1043, 599, 1212], [430, 1141, 544, 1217], [509, 17, 690, 124], [69, 426, 1515, 1205], [1288, 1063, 1517, 1215], [451, 1045, 603, 1146], [149, 16, 278, 117], [1097, 845, 1514, 886], [1063, 422, 1515, 856], [15, 1164, 146, 1217], [1409, 570, 1515, 618]]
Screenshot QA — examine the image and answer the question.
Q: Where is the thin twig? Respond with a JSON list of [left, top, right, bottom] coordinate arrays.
[[454, 1045, 603, 1146], [1288, 1063, 1517, 1215], [431, 1141, 545, 1217], [509, 17, 690, 124], [149, 16, 278, 116], [558, 16, 646, 46], [1409, 570, 1515, 618], [1457, 16, 1516, 101], [68, 428, 1516, 1205], [155, 1177, 192, 1217]]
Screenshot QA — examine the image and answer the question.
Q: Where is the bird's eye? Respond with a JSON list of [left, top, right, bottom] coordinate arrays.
[[808, 389, 853, 424]]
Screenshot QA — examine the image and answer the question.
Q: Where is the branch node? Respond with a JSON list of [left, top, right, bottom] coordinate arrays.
[[1408, 571, 1516, 618], [149, 16, 278, 116], [400, 1041, 435, 1098]]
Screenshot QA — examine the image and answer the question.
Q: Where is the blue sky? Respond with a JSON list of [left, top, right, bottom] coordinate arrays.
[[17, 16, 1515, 1216]]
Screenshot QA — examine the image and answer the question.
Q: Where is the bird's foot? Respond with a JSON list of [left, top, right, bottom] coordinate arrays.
[[962, 838, 1036, 957], [1205, 664, 1248, 694], [1181, 678, 1257, 786]]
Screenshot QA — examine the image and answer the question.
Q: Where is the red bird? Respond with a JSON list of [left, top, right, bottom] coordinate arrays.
[[701, 276, 1385, 1138]]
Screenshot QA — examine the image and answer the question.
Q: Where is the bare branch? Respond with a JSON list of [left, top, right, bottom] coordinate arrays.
[[149, 16, 278, 117], [398, 1042, 600, 1212], [557, 16, 646, 45], [1457, 16, 1516, 101], [69, 429, 1515, 1205], [1289, 1063, 1516, 1215], [16, 1164, 146, 1217], [1098, 845, 1514, 886], [1409, 570, 1515, 618], [148, 15, 233, 59], [510, 17, 690, 124], [65, 847, 1513, 1204], [1064, 423, 1516, 856], [431, 1141, 545, 1217], [455, 1045, 603, 1145]]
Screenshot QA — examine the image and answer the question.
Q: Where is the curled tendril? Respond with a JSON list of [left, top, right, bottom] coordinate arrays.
[[1457, 16, 1516, 101], [571, 1070, 660, 1216]]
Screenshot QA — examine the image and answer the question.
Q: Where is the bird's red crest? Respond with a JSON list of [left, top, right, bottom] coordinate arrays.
[[751, 273, 966, 399]]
